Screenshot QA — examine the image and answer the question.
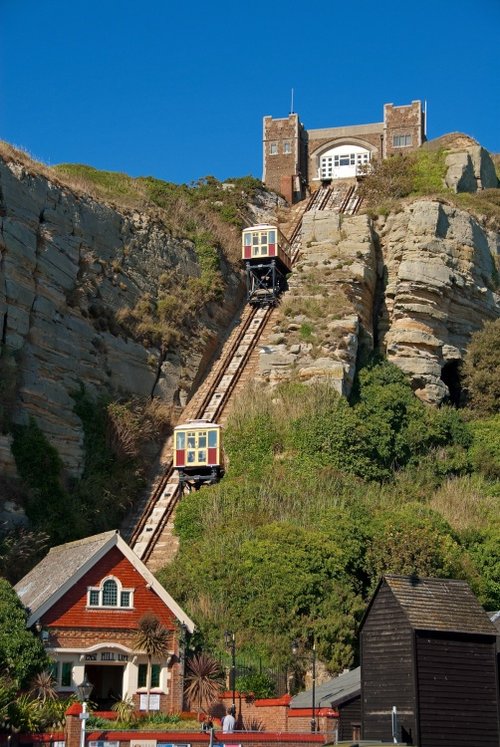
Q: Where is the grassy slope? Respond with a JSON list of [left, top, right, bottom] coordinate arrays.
[[157, 363, 500, 675]]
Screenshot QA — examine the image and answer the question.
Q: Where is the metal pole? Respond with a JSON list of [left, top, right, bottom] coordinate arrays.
[[79, 701, 88, 747], [231, 634, 236, 711], [311, 640, 316, 733]]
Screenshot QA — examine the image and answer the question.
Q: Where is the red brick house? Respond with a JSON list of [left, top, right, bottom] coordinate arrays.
[[14, 530, 195, 713]]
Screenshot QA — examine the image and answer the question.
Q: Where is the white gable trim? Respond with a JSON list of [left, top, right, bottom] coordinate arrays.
[[26, 531, 195, 634], [114, 533, 195, 633]]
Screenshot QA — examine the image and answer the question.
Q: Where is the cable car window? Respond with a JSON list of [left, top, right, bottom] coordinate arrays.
[[187, 451, 195, 463], [260, 232, 267, 244], [208, 430, 217, 447], [269, 230, 276, 243], [198, 450, 206, 462], [176, 432, 185, 449], [252, 233, 259, 245], [253, 246, 259, 256], [198, 434, 207, 448], [187, 434, 196, 448], [244, 233, 252, 246]]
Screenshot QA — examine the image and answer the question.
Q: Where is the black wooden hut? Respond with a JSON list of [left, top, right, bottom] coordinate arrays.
[[360, 575, 500, 747]]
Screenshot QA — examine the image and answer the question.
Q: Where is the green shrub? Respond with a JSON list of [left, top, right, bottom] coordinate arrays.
[[468, 415, 500, 478], [11, 418, 78, 542], [235, 672, 276, 699], [359, 149, 449, 209], [463, 320, 500, 415]]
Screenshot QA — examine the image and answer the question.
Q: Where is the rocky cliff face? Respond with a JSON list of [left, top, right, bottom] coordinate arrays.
[[258, 199, 499, 403], [377, 200, 499, 403], [1, 147, 499, 487], [0, 156, 246, 476], [259, 211, 377, 395]]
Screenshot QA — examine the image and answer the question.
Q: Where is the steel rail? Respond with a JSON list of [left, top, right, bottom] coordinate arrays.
[[130, 182, 363, 564]]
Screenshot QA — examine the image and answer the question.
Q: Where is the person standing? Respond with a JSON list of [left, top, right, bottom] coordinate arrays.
[[222, 707, 236, 733]]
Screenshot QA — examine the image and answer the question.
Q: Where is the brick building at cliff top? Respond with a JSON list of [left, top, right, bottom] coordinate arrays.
[[263, 100, 426, 202]]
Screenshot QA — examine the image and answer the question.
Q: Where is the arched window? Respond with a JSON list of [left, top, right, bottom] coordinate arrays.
[[87, 576, 134, 608], [318, 144, 371, 179], [102, 579, 118, 606]]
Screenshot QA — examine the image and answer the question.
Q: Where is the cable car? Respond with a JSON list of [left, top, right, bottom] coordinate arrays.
[[173, 420, 223, 491], [242, 224, 292, 305]]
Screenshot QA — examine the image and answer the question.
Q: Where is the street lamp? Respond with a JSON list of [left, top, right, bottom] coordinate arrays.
[[224, 630, 236, 712], [76, 677, 94, 747], [292, 638, 317, 733]]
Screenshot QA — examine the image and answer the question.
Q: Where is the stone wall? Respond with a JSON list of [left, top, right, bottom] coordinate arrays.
[[307, 125, 383, 187], [263, 115, 306, 200], [383, 100, 425, 157]]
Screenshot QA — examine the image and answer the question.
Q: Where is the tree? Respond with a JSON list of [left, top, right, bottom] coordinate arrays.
[[133, 613, 170, 713], [463, 319, 500, 415], [0, 579, 48, 688], [184, 652, 223, 715], [366, 504, 465, 581]]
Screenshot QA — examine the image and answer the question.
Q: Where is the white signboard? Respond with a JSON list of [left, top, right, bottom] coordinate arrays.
[[139, 693, 160, 711], [131, 741, 157, 747], [89, 742, 120, 747]]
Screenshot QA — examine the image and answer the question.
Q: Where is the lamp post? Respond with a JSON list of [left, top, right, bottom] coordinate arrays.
[[224, 630, 236, 712], [76, 677, 94, 747], [292, 638, 317, 733]]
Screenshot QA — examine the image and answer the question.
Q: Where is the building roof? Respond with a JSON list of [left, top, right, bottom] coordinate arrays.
[[290, 667, 360, 709], [14, 529, 195, 632], [380, 575, 496, 636]]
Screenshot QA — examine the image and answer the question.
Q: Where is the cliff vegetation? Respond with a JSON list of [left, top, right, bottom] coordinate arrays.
[[158, 326, 500, 676]]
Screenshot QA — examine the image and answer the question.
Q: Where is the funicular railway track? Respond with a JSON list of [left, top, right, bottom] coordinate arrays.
[[130, 182, 361, 569]]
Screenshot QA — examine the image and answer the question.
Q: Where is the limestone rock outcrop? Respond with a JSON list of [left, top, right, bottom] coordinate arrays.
[[0, 156, 244, 476], [258, 210, 377, 396], [445, 145, 498, 192], [258, 196, 499, 406], [377, 200, 499, 403]]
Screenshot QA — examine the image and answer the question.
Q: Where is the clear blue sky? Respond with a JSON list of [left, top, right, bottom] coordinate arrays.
[[2, 0, 499, 185]]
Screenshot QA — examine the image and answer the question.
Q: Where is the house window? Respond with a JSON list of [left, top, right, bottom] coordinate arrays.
[[138, 663, 161, 688], [269, 142, 278, 155], [61, 662, 72, 687], [283, 141, 291, 154], [393, 134, 412, 147], [50, 660, 73, 688], [102, 580, 118, 606], [87, 576, 134, 609]]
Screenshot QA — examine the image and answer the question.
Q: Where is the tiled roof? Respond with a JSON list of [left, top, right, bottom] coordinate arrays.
[[290, 666, 360, 709], [15, 530, 118, 615], [384, 575, 496, 636]]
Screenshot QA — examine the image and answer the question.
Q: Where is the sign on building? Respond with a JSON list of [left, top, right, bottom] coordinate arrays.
[[139, 693, 160, 711]]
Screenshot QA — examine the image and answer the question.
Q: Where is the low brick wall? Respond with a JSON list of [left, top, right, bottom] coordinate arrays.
[[218, 695, 338, 735]]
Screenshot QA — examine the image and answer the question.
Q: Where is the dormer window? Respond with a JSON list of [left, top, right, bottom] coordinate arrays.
[[87, 576, 134, 609]]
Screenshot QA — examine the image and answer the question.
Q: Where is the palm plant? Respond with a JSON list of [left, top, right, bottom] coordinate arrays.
[[28, 670, 58, 703], [184, 652, 224, 715], [111, 697, 137, 726], [133, 613, 171, 714]]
